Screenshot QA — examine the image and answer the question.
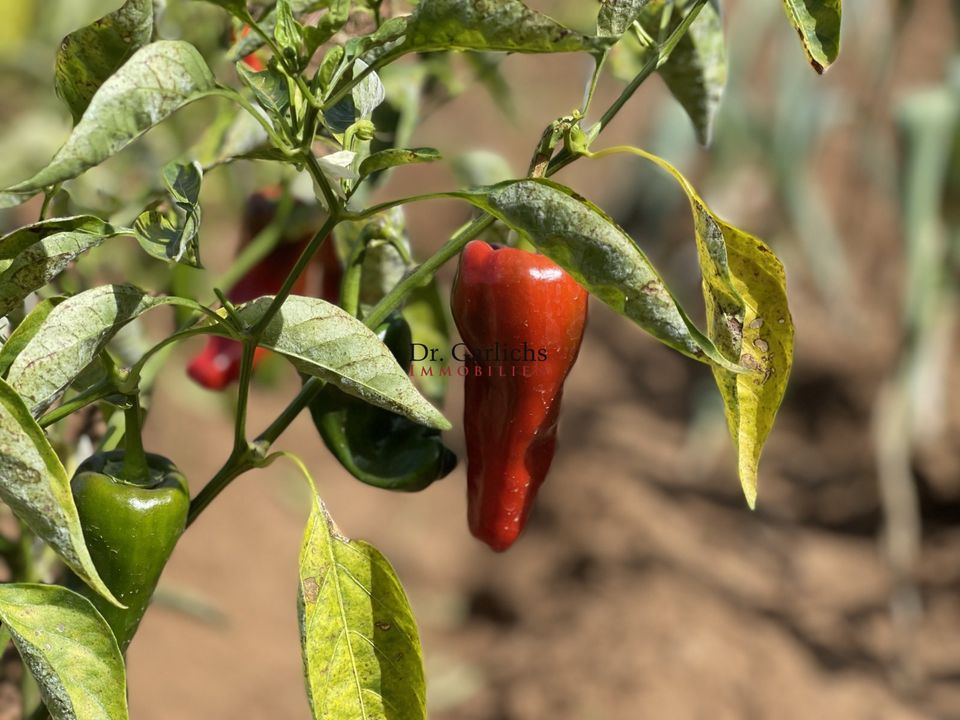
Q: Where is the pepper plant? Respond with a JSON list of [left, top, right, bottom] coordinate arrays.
[[0, 0, 840, 717]]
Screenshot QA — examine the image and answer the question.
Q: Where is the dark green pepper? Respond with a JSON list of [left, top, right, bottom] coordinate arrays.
[[309, 316, 457, 491], [70, 450, 189, 652]]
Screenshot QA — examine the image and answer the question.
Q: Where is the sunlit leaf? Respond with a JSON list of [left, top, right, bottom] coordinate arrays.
[[782, 0, 842, 73], [597, 0, 651, 38], [3, 42, 217, 203], [358, 148, 440, 178], [54, 0, 154, 123], [0, 297, 65, 377], [0, 216, 124, 317], [0, 584, 128, 720], [299, 494, 426, 720], [638, 0, 727, 144], [0, 383, 121, 607], [236, 295, 450, 429], [6, 285, 201, 416], [406, 0, 607, 54]]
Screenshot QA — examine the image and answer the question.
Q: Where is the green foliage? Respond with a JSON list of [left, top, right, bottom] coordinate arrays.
[[0, 216, 122, 316], [639, 0, 727, 144], [3, 41, 217, 205], [133, 161, 204, 267], [406, 0, 608, 54], [299, 493, 426, 720], [54, 0, 154, 124], [6, 285, 160, 415], [597, 0, 652, 38], [782, 0, 842, 73], [0, 584, 128, 720], [359, 147, 441, 178], [234, 296, 451, 429], [0, 381, 120, 608]]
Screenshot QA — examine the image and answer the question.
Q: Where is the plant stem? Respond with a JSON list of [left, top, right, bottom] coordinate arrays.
[[233, 341, 257, 453], [249, 212, 339, 337], [38, 185, 60, 222], [122, 399, 150, 483], [363, 214, 493, 329], [38, 383, 114, 429]]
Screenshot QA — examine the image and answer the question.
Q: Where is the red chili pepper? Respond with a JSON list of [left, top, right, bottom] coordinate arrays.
[[451, 240, 588, 551], [187, 189, 341, 390], [231, 25, 265, 72]]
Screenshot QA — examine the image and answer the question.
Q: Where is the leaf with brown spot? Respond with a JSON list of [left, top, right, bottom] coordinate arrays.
[[298, 492, 426, 719], [782, 0, 842, 73]]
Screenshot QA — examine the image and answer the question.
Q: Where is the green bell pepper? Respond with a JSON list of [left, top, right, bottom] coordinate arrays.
[[70, 450, 189, 652], [309, 316, 457, 491]]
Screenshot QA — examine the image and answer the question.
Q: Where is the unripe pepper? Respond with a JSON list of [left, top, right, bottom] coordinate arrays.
[[308, 315, 457, 491], [451, 240, 588, 551], [187, 188, 340, 390], [70, 450, 189, 652]]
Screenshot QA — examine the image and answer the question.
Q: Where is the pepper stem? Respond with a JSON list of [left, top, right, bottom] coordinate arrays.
[[122, 397, 151, 484]]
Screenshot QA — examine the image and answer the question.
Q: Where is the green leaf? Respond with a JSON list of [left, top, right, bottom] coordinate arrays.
[[299, 494, 426, 720], [709, 227, 793, 509], [782, 0, 842, 73], [325, 58, 386, 132], [54, 0, 155, 124], [596, 146, 794, 506], [4, 41, 217, 201], [0, 584, 128, 720], [133, 161, 204, 267], [460, 179, 740, 369], [0, 297, 65, 377], [0, 382, 121, 608], [341, 16, 407, 68], [406, 0, 607, 54], [359, 148, 440, 178], [402, 279, 451, 405], [6, 285, 161, 415], [0, 216, 123, 318], [274, 0, 305, 61], [639, 0, 727, 145], [235, 295, 450, 430], [228, 1, 329, 60], [237, 63, 291, 118], [304, 0, 351, 59], [597, 0, 651, 38]]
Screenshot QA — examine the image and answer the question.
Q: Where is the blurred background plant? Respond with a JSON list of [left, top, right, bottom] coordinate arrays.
[[1, 0, 959, 718]]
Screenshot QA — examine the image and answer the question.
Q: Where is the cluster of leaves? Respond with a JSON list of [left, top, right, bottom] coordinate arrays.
[[0, 0, 841, 718]]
